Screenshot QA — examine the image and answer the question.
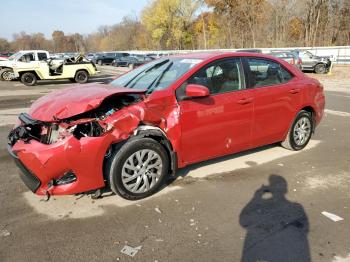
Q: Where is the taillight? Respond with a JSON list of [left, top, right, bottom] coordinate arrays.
[[291, 58, 295, 65]]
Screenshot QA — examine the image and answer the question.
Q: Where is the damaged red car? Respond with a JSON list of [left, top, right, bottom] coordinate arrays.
[[7, 52, 325, 200]]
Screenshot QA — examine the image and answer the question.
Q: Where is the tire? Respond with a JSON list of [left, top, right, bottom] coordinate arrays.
[[314, 63, 327, 74], [0, 68, 14, 81], [20, 72, 37, 86], [106, 138, 169, 200], [98, 60, 103, 66], [281, 110, 313, 151], [74, 70, 89, 84]]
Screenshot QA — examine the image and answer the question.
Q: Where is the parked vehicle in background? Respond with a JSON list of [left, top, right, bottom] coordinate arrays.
[[7, 52, 324, 200], [268, 51, 302, 70], [0, 50, 50, 81], [0, 51, 98, 85], [236, 49, 263, 53], [112, 55, 153, 68], [86, 53, 98, 61], [295, 50, 331, 74], [94, 52, 129, 65], [0, 52, 15, 61]]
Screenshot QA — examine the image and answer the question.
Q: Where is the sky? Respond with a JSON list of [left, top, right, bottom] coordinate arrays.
[[1, 0, 150, 40]]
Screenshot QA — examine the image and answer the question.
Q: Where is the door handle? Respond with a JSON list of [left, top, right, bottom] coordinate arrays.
[[237, 97, 253, 105], [289, 88, 300, 94]]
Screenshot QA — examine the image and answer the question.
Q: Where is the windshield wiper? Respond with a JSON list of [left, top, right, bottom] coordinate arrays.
[[146, 61, 173, 95], [125, 59, 170, 88]]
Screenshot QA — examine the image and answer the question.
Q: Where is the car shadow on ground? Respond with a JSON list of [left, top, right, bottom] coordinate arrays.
[[239, 174, 311, 262], [173, 143, 277, 179]]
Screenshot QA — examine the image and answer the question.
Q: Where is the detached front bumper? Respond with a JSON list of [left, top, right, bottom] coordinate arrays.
[[7, 130, 111, 196], [7, 144, 41, 192]]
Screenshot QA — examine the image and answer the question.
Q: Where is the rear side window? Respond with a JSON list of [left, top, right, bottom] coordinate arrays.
[[38, 52, 48, 61], [247, 58, 293, 87], [280, 67, 293, 82]]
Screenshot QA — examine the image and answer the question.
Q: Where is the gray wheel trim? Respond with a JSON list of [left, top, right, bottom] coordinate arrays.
[[121, 149, 163, 194], [293, 116, 311, 146], [2, 70, 13, 81]]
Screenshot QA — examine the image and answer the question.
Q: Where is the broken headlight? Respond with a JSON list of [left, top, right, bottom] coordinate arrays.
[[46, 121, 105, 143]]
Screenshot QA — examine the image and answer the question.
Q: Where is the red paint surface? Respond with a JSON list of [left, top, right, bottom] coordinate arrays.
[[10, 52, 325, 195], [29, 83, 146, 121]]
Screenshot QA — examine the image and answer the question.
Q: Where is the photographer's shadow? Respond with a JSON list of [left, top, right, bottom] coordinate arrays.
[[240, 175, 310, 262]]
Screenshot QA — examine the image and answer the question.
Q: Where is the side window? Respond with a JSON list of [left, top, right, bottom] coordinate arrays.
[[280, 67, 293, 83], [38, 52, 48, 61], [247, 58, 290, 87], [188, 59, 245, 95], [18, 53, 35, 63]]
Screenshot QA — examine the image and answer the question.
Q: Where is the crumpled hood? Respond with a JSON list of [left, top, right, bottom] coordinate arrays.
[[29, 83, 146, 122]]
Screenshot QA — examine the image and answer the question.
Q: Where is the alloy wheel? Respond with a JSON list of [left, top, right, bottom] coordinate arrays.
[[293, 116, 311, 146], [2, 71, 12, 81], [121, 149, 163, 194]]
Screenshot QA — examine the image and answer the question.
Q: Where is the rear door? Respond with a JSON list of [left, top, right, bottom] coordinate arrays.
[[178, 58, 254, 164], [245, 58, 302, 147]]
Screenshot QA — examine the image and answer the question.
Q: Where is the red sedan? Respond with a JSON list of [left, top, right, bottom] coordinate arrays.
[[7, 52, 325, 200]]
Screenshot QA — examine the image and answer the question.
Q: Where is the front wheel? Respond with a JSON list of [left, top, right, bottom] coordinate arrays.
[[106, 138, 169, 200], [281, 110, 313, 151], [0, 68, 14, 81], [21, 72, 37, 86], [74, 70, 89, 84]]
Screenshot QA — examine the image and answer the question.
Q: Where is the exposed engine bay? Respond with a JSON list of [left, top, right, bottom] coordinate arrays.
[[8, 94, 142, 146]]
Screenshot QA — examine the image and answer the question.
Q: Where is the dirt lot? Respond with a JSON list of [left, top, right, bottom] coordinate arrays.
[[0, 65, 349, 262]]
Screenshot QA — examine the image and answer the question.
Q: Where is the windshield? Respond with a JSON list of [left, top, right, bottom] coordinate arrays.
[[110, 58, 202, 94], [8, 52, 23, 61]]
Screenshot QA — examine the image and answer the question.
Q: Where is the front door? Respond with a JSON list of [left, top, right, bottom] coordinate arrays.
[[178, 58, 254, 164]]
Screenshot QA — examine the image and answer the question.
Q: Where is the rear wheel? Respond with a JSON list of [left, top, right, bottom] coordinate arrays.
[[281, 110, 313, 151], [314, 63, 327, 74], [0, 68, 14, 81], [20, 72, 37, 86], [74, 70, 89, 84], [106, 138, 169, 200]]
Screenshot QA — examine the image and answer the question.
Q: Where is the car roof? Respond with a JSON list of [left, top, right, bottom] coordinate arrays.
[[170, 51, 281, 60], [18, 50, 48, 53]]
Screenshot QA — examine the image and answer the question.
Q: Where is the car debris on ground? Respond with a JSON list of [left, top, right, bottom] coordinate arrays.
[[0, 229, 11, 237], [120, 245, 142, 257], [321, 211, 344, 222]]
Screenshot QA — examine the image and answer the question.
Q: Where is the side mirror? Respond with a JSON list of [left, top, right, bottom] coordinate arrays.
[[185, 84, 209, 98]]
